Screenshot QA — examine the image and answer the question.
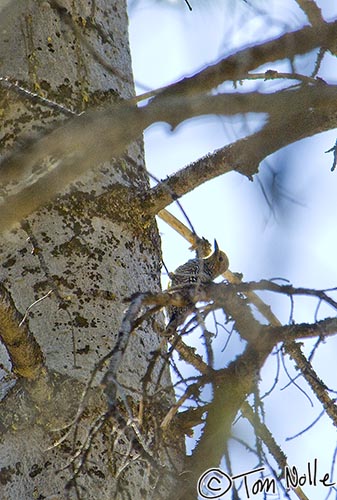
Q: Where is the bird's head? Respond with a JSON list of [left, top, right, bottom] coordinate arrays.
[[210, 239, 229, 277]]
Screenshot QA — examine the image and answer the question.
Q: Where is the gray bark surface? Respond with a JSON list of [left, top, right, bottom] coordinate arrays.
[[0, 1, 179, 498]]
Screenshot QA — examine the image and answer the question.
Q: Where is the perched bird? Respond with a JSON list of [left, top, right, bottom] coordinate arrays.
[[166, 240, 229, 329]]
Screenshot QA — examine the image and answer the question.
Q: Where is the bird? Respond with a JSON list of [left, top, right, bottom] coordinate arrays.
[[166, 240, 229, 330]]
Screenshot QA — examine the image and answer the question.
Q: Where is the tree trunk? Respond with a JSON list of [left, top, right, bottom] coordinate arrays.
[[0, 1, 180, 498]]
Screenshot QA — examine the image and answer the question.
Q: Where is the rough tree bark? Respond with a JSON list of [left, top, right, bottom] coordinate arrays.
[[0, 1, 179, 498]]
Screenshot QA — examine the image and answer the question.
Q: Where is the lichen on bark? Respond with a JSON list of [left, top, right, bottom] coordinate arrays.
[[0, 1, 181, 498]]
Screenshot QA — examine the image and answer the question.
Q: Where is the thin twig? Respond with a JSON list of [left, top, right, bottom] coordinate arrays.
[[19, 290, 53, 326]]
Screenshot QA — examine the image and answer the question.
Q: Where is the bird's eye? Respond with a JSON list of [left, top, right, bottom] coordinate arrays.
[[219, 256, 223, 261]]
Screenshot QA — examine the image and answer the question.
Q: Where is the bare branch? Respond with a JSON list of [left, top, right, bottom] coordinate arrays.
[[141, 84, 337, 214], [180, 340, 275, 500], [274, 317, 337, 341], [0, 283, 46, 380], [168, 331, 211, 375], [157, 209, 212, 257], [241, 401, 287, 466], [241, 401, 310, 500], [284, 341, 337, 427], [236, 280, 337, 311], [147, 19, 337, 101], [0, 103, 148, 232], [100, 254, 337, 499], [295, 0, 324, 26]]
